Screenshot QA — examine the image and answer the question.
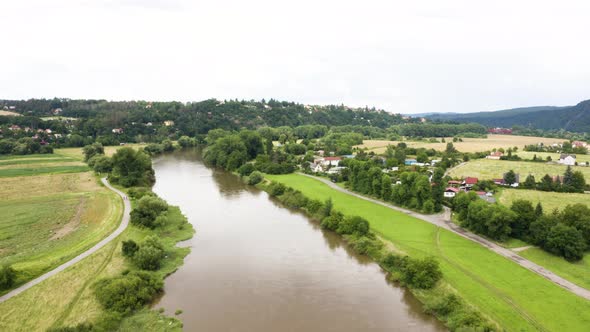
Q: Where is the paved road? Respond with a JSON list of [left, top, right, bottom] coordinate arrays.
[[0, 178, 131, 304], [301, 173, 590, 301]]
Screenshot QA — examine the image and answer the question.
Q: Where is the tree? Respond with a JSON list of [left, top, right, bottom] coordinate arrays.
[[535, 202, 544, 218], [431, 168, 445, 212], [445, 142, 457, 153], [92, 156, 113, 173], [510, 200, 536, 239], [94, 271, 163, 314], [503, 170, 516, 186], [122, 240, 139, 257], [83, 142, 104, 162], [381, 174, 392, 201], [545, 224, 586, 261], [132, 236, 166, 270], [130, 196, 169, 228], [247, 171, 263, 185], [523, 174, 536, 189], [110, 148, 154, 187], [400, 256, 443, 289], [538, 174, 555, 191], [0, 265, 16, 290]]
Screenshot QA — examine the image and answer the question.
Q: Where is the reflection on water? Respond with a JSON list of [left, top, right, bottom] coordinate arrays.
[[152, 150, 446, 331]]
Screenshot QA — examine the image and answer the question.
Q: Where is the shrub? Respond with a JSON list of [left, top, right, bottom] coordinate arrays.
[[267, 181, 286, 197], [122, 240, 139, 257], [94, 271, 163, 314], [247, 171, 264, 185], [92, 156, 113, 173], [0, 265, 16, 290], [400, 256, 442, 289], [544, 224, 586, 261], [130, 196, 169, 228], [320, 211, 344, 232], [424, 294, 461, 316], [132, 236, 166, 270], [351, 236, 382, 256], [306, 199, 324, 215], [422, 200, 435, 214], [336, 216, 370, 236], [238, 163, 255, 177], [279, 189, 308, 209], [127, 187, 154, 200]]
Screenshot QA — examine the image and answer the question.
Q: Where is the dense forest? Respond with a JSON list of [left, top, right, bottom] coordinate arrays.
[[423, 99, 590, 134]]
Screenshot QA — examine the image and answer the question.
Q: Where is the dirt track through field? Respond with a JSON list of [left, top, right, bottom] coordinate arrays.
[[0, 178, 130, 304], [300, 173, 590, 301]]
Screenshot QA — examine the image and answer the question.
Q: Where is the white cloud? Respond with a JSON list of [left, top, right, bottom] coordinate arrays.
[[0, 0, 589, 113]]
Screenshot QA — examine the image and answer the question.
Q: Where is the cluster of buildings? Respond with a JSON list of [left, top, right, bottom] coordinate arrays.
[[444, 177, 495, 203], [488, 127, 513, 134]]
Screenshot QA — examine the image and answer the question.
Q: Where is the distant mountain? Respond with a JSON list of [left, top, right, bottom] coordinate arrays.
[[423, 100, 590, 132]]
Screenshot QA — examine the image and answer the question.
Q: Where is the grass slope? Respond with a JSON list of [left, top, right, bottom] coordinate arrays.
[[266, 173, 590, 332], [0, 204, 193, 332], [497, 189, 590, 213]]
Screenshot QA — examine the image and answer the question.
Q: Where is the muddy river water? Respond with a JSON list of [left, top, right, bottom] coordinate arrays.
[[152, 150, 445, 331]]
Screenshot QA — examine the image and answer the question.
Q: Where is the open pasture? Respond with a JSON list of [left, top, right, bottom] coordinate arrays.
[[358, 134, 565, 154]]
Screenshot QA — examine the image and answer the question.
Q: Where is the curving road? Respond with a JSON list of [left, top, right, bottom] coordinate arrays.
[[0, 178, 130, 304], [301, 173, 590, 301]]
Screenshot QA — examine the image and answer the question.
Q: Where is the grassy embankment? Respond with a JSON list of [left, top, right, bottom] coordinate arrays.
[[266, 173, 590, 332], [0, 154, 118, 293], [357, 134, 564, 154], [0, 205, 192, 331], [0, 147, 194, 331]]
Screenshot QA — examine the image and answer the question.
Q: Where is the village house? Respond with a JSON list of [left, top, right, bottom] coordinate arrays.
[[486, 151, 504, 160], [447, 180, 462, 187], [164, 120, 175, 127], [558, 154, 576, 166], [112, 128, 124, 134], [462, 177, 478, 189], [9, 125, 20, 131], [321, 157, 341, 167], [309, 162, 323, 173], [404, 158, 417, 166], [572, 141, 588, 148], [444, 187, 460, 198], [327, 166, 346, 175], [52, 108, 63, 115]]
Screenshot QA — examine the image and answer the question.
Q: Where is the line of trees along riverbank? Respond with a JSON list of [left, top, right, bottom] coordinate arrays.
[[253, 179, 496, 331]]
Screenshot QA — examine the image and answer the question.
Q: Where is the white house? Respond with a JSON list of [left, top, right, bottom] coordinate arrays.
[[444, 187, 460, 198], [321, 157, 341, 167], [309, 162, 323, 173], [327, 166, 346, 174], [558, 154, 576, 166]]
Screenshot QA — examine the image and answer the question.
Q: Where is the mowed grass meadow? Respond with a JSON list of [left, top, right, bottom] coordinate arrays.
[[447, 158, 590, 181], [266, 173, 590, 332], [498, 189, 590, 213], [357, 134, 564, 154], [0, 152, 121, 294], [0, 205, 191, 332]]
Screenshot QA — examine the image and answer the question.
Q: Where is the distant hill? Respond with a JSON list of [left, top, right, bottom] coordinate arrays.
[[423, 100, 590, 132]]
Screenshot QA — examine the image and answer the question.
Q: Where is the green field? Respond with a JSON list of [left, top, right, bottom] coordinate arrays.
[[0, 165, 89, 177], [448, 158, 590, 181], [517, 151, 590, 163], [518, 247, 590, 290], [266, 173, 590, 332], [498, 189, 590, 213], [0, 195, 192, 332], [0, 171, 121, 291]]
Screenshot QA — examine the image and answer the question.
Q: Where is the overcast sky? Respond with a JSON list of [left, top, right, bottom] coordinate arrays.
[[1, 0, 589, 114]]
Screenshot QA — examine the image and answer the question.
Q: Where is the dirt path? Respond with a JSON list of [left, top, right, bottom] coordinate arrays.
[[301, 173, 590, 301], [0, 178, 130, 304]]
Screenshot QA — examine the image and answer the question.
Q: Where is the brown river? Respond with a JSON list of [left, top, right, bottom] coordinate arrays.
[[152, 150, 445, 331]]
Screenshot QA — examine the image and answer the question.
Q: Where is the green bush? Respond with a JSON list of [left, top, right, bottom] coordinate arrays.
[[132, 236, 166, 270], [94, 271, 163, 314], [279, 189, 309, 209], [238, 163, 255, 177], [0, 264, 16, 290], [122, 240, 139, 257], [400, 256, 442, 289], [130, 196, 169, 228], [267, 181, 286, 197], [336, 216, 370, 236], [320, 211, 344, 232], [247, 171, 264, 185]]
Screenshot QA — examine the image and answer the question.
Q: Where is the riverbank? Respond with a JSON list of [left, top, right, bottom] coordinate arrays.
[[266, 173, 590, 332]]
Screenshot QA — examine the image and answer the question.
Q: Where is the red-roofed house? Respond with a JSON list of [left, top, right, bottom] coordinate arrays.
[[447, 180, 462, 187], [486, 151, 504, 160], [444, 187, 460, 198], [321, 157, 342, 167], [463, 177, 478, 188], [572, 141, 588, 148]]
